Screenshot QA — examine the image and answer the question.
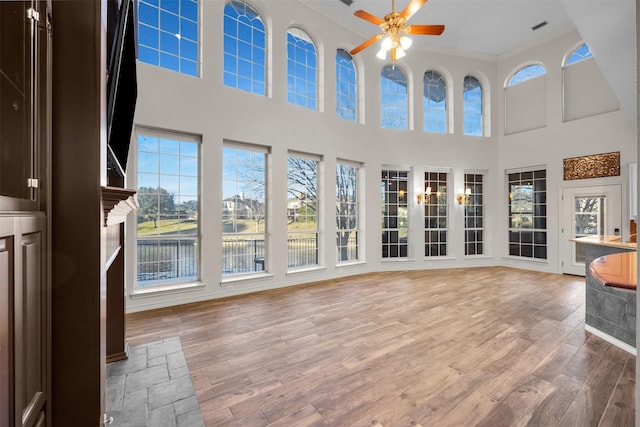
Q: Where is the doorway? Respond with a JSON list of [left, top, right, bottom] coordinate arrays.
[[560, 185, 622, 275]]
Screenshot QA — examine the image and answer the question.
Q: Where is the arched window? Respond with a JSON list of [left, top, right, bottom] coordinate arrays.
[[508, 64, 546, 86], [566, 43, 593, 66], [138, 0, 199, 76], [223, 1, 266, 95], [381, 65, 408, 129], [423, 70, 447, 133], [463, 75, 482, 136], [336, 49, 357, 122], [287, 28, 317, 110]]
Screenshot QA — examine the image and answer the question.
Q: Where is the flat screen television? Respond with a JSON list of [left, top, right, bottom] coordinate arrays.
[[106, 0, 138, 177]]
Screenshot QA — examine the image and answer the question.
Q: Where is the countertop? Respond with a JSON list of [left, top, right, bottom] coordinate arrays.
[[589, 251, 637, 290], [571, 235, 637, 250]]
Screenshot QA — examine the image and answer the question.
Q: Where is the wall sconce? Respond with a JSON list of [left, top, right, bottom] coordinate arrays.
[[416, 186, 431, 204], [456, 188, 472, 205]]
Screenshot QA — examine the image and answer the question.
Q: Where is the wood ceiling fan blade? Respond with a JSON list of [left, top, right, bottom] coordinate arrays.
[[405, 24, 445, 35], [350, 34, 384, 55], [391, 47, 397, 63], [354, 9, 385, 26], [400, 0, 427, 20]]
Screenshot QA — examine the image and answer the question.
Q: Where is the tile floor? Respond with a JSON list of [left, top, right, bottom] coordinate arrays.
[[106, 337, 205, 427]]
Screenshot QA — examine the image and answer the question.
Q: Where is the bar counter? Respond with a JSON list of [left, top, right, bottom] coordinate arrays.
[[573, 236, 636, 351], [590, 252, 637, 291]]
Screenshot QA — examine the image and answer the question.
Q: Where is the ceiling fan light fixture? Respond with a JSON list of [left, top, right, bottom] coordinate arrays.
[[376, 48, 388, 60], [395, 47, 406, 59], [400, 36, 412, 50]]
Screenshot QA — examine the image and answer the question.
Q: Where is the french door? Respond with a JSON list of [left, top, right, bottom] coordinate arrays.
[[560, 185, 622, 275]]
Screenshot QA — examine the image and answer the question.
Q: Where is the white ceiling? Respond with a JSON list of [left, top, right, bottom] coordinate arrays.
[[305, 0, 576, 57], [302, 0, 637, 125]]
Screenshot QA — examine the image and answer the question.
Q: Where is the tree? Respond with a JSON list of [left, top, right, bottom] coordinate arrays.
[[137, 187, 175, 228]]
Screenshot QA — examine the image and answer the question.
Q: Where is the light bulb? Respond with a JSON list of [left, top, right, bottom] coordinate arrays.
[[381, 37, 393, 51], [376, 48, 387, 60], [400, 36, 412, 50], [395, 47, 406, 59]]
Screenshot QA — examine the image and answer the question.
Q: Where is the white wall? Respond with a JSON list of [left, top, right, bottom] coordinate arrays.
[[125, 1, 636, 312]]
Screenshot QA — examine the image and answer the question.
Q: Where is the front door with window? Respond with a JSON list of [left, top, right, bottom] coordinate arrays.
[[560, 185, 622, 275]]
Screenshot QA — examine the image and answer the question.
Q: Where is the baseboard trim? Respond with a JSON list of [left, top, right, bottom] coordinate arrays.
[[585, 325, 637, 356]]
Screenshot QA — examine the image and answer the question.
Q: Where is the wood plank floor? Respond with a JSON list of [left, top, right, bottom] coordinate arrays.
[[125, 267, 636, 426]]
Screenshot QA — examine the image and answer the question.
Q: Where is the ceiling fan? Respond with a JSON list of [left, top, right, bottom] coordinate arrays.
[[350, 0, 444, 62]]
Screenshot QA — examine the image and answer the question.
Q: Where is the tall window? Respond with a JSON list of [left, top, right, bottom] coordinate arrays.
[[136, 130, 200, 288], [138, 0, 199, 76], [508, 169, 547, 259], [423, 172, 448, 257], [381, 65, 408, 129], [423, 70, 447, 133], [222, 143, 268, 276], [287, 28, 317, 110], [223, 1, 266, 95], [381, 170, 408, 258], [336, 161, 360, 263], [287, 153, 320, 269], [336, 49, 357, 122], [464, 173, 484, 255], [463, 75, 482, 136], [566, 43, 592, 65], [508, 64, 546, 86]]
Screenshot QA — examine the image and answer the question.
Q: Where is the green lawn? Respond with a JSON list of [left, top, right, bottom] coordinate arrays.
[[137, 219, 198, 236], [138, 219, 317, 236]]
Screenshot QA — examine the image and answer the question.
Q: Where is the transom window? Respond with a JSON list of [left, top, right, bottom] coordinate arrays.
[[423, 70, 447, 133], [508, 169, 547, 259], [464, 173, 484, 256], [336, 160, 361, 263], [287, 153, 320, 269], [223, 0, 266, 95], [463, 75, 482, 136], [336, 49, 357, 122], [566, 43, 593, 65], [423, 172, 448, 257], [381, 170, 408, 258], [135, 129, 200, 289], [287, 28, 317, 110], [138, 0, 199, 76], [381, 65, 408, 129], [508, 64, 546, 86], [222, 143, 268, 276]]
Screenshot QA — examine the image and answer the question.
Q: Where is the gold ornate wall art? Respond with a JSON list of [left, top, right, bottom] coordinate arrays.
[[563, 151, 620, 180]]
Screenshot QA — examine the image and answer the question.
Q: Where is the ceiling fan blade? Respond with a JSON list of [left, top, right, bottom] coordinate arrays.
[[400, 0, 427, 20], [405, 24, 445, 35], [354, 9, 385, 26], [350, 34, 384, 55], [391, 47, 397, 63]]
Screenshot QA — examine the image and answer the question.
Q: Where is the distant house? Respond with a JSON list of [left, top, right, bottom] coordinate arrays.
[[223, 194, 263, 220]]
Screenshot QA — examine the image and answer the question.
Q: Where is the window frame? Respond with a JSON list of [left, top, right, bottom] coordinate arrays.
[[222, 0, 267, 95], [336, 49, 357, 122], [463, 75, 483, 136], [380, 65, 408, 130], [464, 172, 485, 256], [423, 70, 447, 133], [287, 151, 322, 270], [221, 142, 270, 277], [423, 170, 449, 257], [287, 28, 318, 110], [381, 168, 409, 259], [507, 168, 547, 260], [133, 128, 201, 293], [336, 159, 362, 264], [137, 0, 199, 76]]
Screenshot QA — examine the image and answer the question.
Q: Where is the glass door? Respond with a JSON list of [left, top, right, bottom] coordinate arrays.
[[561, 185, 622, 275]]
